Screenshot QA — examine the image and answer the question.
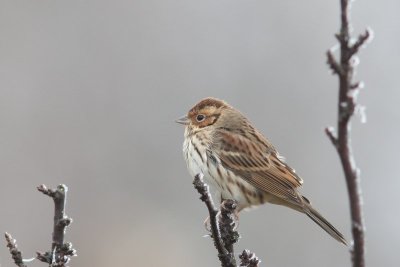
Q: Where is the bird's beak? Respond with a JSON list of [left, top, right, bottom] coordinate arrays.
[[175, 115, 190, 125]]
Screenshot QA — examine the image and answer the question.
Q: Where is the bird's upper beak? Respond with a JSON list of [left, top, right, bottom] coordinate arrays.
[[175, 115, 190, 125]]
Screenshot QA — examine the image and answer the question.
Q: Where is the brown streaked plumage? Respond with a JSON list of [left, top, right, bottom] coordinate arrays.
[[176, 97, 347, 245]]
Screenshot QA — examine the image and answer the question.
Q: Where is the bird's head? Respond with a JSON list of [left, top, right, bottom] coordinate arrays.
[[175, 97, 229, 131]]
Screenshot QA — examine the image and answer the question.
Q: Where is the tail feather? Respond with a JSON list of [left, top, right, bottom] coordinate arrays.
[[305, 205, 348, 246]]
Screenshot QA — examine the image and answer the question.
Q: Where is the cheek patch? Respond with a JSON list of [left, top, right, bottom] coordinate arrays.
[[198, 114, 220, 128]]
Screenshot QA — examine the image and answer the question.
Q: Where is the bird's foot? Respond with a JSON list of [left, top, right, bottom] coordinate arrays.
[[203, 211, 222, 232], [232, 209, 239, 230], [203, 215, 211, 232]]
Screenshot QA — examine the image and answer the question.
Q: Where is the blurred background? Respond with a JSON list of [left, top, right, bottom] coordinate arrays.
[[0, 0, 399, 266]]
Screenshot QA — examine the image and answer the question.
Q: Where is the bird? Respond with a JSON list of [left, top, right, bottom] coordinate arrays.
[[176, 97, 347, 245]]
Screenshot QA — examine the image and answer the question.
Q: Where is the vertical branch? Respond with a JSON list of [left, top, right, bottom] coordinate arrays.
[[326, 1, 372, 267], [37, 184, 76, 266]]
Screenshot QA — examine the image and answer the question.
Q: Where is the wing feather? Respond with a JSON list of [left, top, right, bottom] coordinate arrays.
[[213, 128, 304, 206]]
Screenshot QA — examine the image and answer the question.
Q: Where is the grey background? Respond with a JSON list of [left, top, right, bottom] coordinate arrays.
[[0, 0, 399, 266]]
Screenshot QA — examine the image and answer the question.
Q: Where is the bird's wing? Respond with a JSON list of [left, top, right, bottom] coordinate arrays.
[[212, 128, 304, 206]]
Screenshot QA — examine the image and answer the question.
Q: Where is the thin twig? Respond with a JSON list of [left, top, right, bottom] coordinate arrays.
[[326, 1, 372, 267], [349, 29, 372, 57], [327, 50, 342, 75], [325, 127, 338, 148], [193, 173, 236, 267], [5, 233, 27, 267]]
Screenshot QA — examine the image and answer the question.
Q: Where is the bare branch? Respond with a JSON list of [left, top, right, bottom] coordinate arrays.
[[36, 184, 76, 266], [37, 184, 56, 198], [5, 233, 27, 267], [326, 1, 370, 266], [327, 50, 342, 75], [193, 173, 236, 267], [349, 29, 373, 57], [325, 127, 338, 149], [5, 184, 75, 267]]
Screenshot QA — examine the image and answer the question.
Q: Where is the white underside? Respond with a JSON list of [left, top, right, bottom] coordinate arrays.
[[183, 132, 266, 210]]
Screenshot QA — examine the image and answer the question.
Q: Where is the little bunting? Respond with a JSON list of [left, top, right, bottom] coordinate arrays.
[[176, 97, 347, 245]]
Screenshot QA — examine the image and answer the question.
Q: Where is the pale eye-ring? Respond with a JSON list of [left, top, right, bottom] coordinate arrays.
[[196, 114, 206, 122]]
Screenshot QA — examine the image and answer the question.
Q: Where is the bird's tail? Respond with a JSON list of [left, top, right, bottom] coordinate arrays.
[[304, 203, 348, 246]]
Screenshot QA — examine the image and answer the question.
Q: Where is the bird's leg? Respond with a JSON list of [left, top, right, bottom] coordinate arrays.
[[203, 193, 223, 232], [232, 206, 240, 230], [203, 215, 211, 232], [203, 212, 222, 232]]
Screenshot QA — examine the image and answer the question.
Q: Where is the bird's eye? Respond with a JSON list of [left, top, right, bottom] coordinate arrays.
[[196, 114, 206, 122]]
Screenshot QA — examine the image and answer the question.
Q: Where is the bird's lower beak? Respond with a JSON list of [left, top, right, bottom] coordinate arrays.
[[175, 115, 190, 125]]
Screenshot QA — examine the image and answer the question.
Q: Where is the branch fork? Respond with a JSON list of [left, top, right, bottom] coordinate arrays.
[[5, 184, 76, 267]]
